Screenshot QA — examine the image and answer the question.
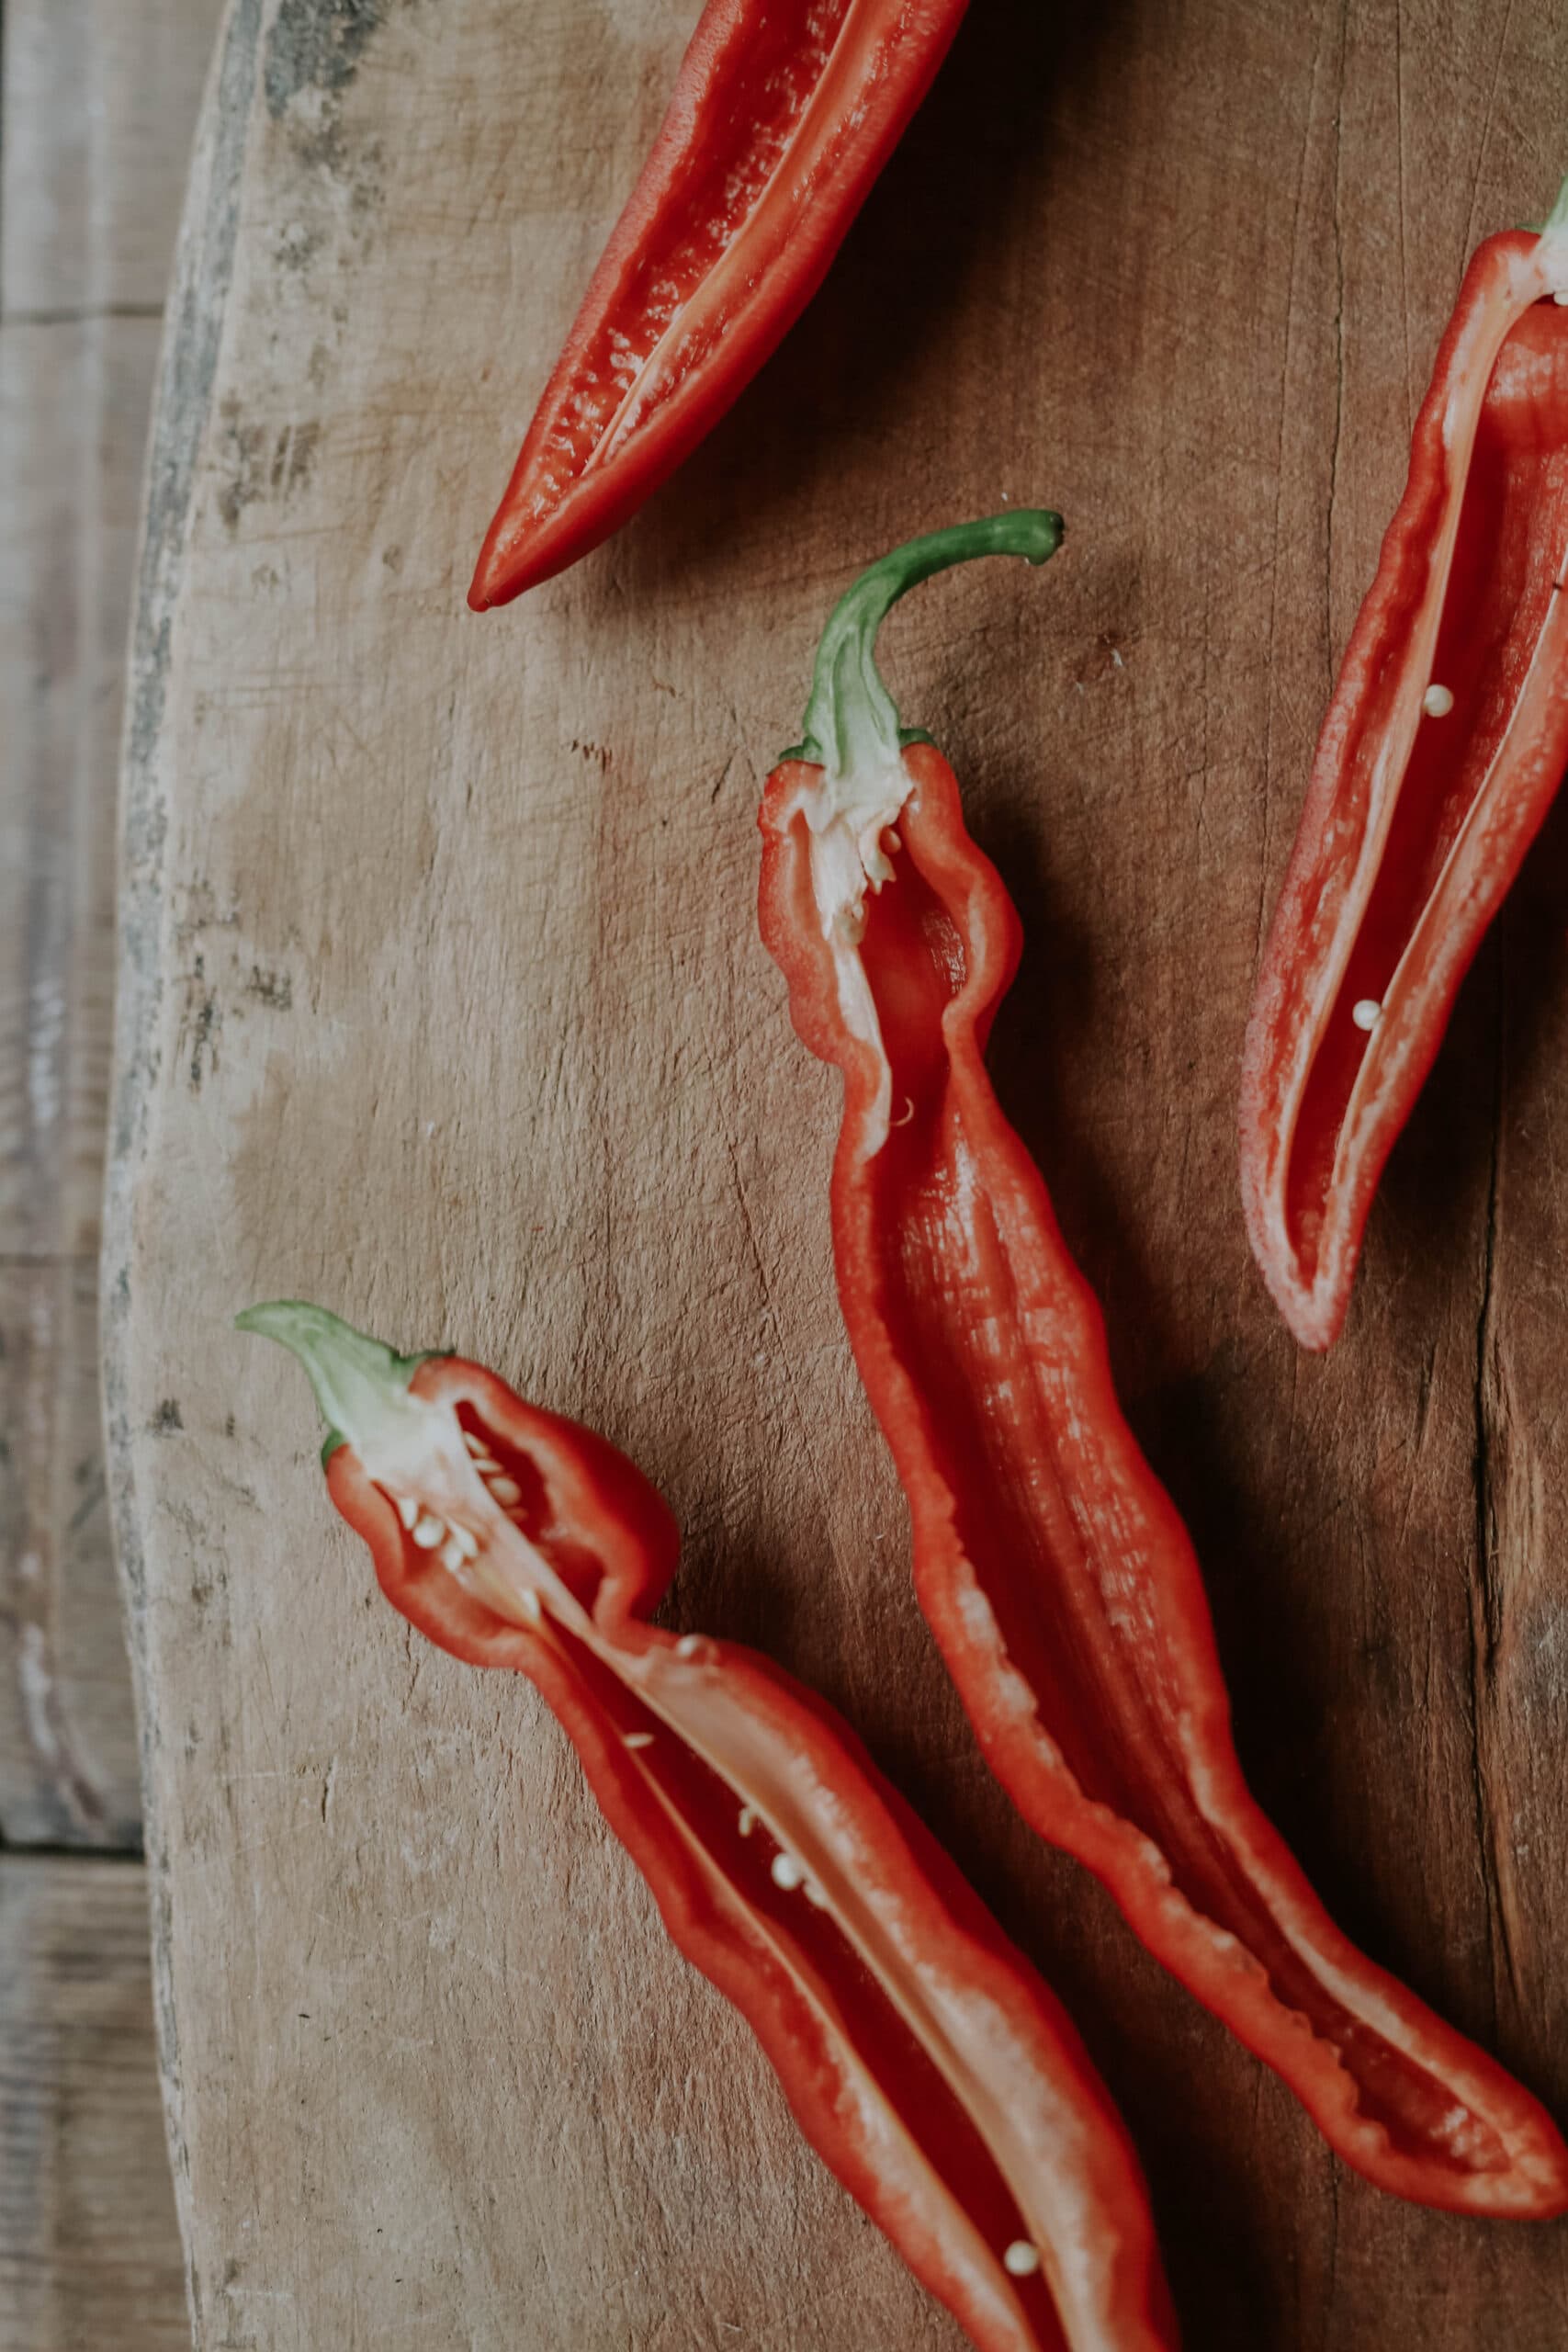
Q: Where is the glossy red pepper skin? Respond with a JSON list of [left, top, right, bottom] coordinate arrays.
[[468, 0, 966, 609], [1242, 221, 1568, 1349], [756, 525, 1568, 2218], [241, 1306, 1177, 2352]]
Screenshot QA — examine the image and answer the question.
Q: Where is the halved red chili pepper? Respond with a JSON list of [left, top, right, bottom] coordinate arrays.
[[1241, 185, 1568, 1348], [238, 1300, 1177, 2352], [755, 517, 1568, 2216], [468, 0, 967, 610]]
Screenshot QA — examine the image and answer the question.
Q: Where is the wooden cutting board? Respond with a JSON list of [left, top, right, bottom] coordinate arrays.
[[107, 1, 1568, 2342]]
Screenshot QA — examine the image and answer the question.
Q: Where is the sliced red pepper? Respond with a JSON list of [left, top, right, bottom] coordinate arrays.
[[468, 0, 967, 609], [755, 518, 1568, 2216], [1241, 188, 1568, 1348], [238, 1301, 1177, 2352]]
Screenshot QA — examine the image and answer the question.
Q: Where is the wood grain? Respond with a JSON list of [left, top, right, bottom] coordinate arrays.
[[107, 0, 1568, 2343], [1, 0, 222, 315], [1, 313, 163, 1845], [0, 1857, 187, 2350], [0, 0, 224, 1844], [1, 4, 218, 2342]]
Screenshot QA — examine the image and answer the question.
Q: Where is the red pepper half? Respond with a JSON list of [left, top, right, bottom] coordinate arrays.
[[468, 0, 967, 609], [1241, 187, 1568, 1348], [238, 1301, 1176, 2352], [755, 518, 1568, 2215]]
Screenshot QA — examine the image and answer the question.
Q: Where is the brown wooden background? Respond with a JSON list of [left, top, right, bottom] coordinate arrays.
[[1, 4, 218, 2344], [94, 0, 1568, 2346]]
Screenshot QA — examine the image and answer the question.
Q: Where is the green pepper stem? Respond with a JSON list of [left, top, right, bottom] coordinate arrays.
[[792, 510, 1064, 785], [1545, 169, 1568, 241], [236, 1299, 438, 1464]]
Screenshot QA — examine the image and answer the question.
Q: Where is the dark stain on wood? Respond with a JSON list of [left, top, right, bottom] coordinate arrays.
[[264, 0, 389, 119]]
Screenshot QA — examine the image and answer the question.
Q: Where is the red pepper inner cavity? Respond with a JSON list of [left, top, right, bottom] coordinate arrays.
[[547, 1622, 1065, 2342], [454, 1404, 606, 1614], [1285, 299, 1568, 1271], [545, 4, 850, 487], [857, 849, 1511, 2172], [441, 1395, 1064, 2319]]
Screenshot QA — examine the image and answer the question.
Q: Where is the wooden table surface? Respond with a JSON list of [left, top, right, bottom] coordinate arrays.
[[1, 4, 221, 2346], [98, 0, 1568, 2346]]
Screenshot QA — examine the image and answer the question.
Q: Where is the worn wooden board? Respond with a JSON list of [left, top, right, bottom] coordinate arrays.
[[1, 6, 220, 2342], [1, 308, 163, 1847], [0, 1856, 187, 2350], [1, 0, 223, 317], [1, 0, 226, 1847], [107, 0, 1568, 2343]]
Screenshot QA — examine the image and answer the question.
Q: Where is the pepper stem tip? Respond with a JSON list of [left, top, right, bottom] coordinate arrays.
[[1533, 165, 1568, 244], [791, 509, 1064, 789], [237, 1299, 436, 1464]]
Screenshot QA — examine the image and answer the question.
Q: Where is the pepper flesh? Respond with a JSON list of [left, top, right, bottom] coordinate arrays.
[[1241, 204, 1568, 1349], [468, 0, 967, 609], [755, 520, 1568, 2216], [238, 1301, 1176, 2352]]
